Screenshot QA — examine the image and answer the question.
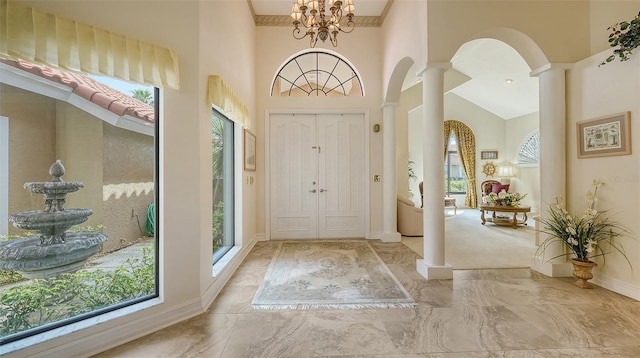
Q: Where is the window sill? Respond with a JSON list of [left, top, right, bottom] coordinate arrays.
[[0, 298, 163, 356], [212, 246, 241, 277]]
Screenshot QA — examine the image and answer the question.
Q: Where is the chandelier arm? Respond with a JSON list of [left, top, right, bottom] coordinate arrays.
[[293, 26, 310, 40], [338, 21, 355, 34]]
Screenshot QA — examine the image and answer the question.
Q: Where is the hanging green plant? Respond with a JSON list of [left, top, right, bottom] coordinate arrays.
[[600, 11, 640, 66]]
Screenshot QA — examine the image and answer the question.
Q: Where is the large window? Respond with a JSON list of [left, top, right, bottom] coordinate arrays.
[[444, 137, 467, 194], [212, 109, 235, 264], [0, 59, 158, 344]]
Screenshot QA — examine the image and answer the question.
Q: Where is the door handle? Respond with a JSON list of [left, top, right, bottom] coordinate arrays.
[[309, 189, 316, 193], [320, 189, 326, 193]]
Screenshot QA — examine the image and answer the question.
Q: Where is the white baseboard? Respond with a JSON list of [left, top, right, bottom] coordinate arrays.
[[591, 273, 640, 301]]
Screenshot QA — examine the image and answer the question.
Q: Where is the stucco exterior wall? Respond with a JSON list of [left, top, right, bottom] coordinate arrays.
[[2, 85, 56, 236], [55, 102, 104, 231], [102, 123, 155, 252]]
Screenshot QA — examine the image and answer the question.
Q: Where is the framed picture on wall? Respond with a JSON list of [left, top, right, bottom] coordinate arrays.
[[481, 150, 498, 160], [577, 112, 631, 159], [244, 129, 256, 171]]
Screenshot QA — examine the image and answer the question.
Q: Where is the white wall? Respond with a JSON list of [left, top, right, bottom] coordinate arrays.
[[567, 49, 640, 298], [506, 112, 540, 213], [254, 26, 385, 236]]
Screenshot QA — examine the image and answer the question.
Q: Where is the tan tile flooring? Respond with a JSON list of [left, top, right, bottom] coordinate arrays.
[[95, 240, 640, 357]]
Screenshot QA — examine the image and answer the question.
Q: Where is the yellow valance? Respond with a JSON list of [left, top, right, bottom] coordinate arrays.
[[0, 0, 180, 89], [207, 75, 250, 128]]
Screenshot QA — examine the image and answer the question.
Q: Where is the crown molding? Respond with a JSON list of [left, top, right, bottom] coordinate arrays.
[[254, 15, 382, 27], [248, 0, 393, 28]]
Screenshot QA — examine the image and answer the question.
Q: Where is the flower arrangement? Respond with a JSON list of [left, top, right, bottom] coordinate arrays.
[[536, 180, 630, 264], [487, 190, 527, 207]]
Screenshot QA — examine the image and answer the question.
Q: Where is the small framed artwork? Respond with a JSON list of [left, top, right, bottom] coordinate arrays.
[[577, 112, 631, 159], [481, 151, 498, 160], [244, 129, 256, 171]]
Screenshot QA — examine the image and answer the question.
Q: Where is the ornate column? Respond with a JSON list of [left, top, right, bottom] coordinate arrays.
[[380, 102, 401, 242], [416, 63, 453, 280], [531, 63, 573, 277]]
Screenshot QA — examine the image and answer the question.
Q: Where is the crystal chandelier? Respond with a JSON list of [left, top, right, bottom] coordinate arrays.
[[290, 0, 355, 47]]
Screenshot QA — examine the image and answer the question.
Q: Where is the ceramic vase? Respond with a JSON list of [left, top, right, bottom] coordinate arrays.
[[571, 259, 597, 289]]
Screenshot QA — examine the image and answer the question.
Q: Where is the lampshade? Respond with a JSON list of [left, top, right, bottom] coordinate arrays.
[[498, 166, 513, 177]]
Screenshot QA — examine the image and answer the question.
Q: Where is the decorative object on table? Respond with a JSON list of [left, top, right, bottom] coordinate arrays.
[[600, 11, 640, 66], [486, 190, 527, 207], [482, 161, 497, 177], [535, 180, 631, 288], [252, 240, 415, 310], [481, 150, 498, 160], [244, 129, 256, 171], [577, 112, 631, 159]]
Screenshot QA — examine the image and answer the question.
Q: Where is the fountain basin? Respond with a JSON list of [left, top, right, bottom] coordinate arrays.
[[0, 232, 107, 279], [24, 181, 84, 195], [10, 208, 92, 232]]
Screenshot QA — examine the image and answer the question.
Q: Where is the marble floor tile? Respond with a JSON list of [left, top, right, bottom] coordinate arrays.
[[308, 310, 399, 356], [94, 239, 640, 358], [92, 313, 237, 358], [221, 311, 309, 358], [376, 305, 562, 354]]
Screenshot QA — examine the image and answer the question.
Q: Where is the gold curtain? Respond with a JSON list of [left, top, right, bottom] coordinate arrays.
[[207, 75, 250, 128], [0, 0, 180, 89], [444, 120, 478, 208]]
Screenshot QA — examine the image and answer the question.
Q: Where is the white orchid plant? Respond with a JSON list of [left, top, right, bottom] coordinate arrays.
[[536, 180, 631, 264]]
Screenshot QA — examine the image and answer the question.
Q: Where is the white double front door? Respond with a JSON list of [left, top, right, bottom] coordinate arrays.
[[269, 113, 365, 239]]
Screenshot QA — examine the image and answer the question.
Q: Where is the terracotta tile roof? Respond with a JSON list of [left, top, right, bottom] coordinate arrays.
[[0, 58, 155, 123]]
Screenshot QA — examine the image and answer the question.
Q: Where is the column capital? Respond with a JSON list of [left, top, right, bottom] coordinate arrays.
[[530, 63, 573, 77], [417, 62, 452, 77]]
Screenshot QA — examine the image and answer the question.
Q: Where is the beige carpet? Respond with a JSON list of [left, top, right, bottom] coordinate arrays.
[[403, 208, 537, 269], [252, 240, 415, 310]]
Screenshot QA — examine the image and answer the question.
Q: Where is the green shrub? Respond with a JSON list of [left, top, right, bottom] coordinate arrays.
[[0, 245, 155, 337]]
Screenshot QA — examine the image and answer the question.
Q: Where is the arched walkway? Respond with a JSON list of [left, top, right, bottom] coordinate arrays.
[[382, 27, 571, 280]]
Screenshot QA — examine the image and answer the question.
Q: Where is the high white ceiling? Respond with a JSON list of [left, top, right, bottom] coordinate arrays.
[[252, 1, 538, 120]]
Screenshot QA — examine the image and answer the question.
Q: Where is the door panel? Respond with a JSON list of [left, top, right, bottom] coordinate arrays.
[[270, 114, 318, 239], [270, 113, 365, 239], [318, 114, 365, 238]]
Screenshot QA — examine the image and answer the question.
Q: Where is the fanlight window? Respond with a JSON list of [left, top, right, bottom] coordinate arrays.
[[517, 130, 540, 167], [271, 50, 363, 97]]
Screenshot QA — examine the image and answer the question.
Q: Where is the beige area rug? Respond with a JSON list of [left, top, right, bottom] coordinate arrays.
[[403, 209, 537, 269], [252, 240, 415, 310]]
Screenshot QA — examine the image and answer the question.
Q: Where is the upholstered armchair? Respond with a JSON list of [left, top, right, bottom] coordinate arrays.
[[397, 196, 423, 237], [480, 180, 509, 204]]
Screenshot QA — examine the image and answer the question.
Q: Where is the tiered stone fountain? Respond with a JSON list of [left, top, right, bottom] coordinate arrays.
[[0, 160, 107, 279]]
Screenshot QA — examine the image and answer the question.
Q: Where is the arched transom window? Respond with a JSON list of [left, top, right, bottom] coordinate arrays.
[[271, 50, 364, 97], [517, 130, 540, 167]]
